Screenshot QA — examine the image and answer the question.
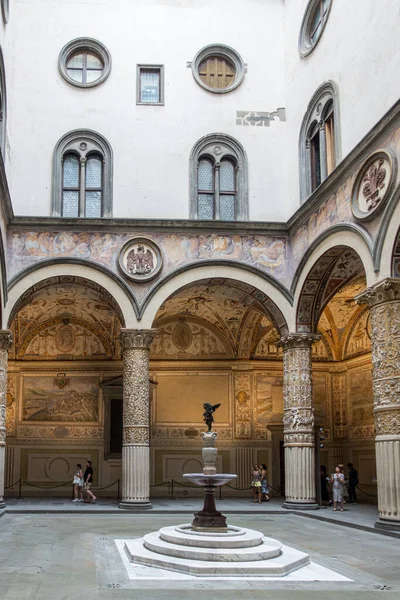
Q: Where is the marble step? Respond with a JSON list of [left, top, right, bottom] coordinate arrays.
[[143, 531, 282, 562], [124, 538, 310, 577], [159, 524, 264, 549]]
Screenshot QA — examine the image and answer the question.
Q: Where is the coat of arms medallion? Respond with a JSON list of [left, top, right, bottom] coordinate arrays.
[[118, 237, 162, 281]]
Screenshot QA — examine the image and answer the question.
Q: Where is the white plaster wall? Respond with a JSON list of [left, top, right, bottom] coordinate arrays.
[[284, 0, 400, 207], [6, 0, 288, 220]]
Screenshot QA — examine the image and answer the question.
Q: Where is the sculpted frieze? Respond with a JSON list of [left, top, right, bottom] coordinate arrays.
[[283, 408, 314, 432], [123, 426, 149, 445], [375, 410, 400, 436]]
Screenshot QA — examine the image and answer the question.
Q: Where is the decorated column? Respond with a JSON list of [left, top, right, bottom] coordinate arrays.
[[0, 331, 13, 509], [357, 279, 400, 530], [118, 329, 156, 510], [279, 333, 319, 510]]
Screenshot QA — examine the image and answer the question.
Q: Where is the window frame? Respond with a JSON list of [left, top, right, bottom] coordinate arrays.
[[136, 64, 164, 105], [299, 0, 332, 58], [1, 0, 9, 24], [0, 46, 6, 157], [58, 38, 111, 89], [299, 81, 341, 203], [52, 129, 113, 218], [190, 133, 248, 221], [190, 44, 245, 94]]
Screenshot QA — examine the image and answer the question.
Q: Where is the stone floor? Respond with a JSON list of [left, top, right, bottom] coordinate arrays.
[[0, 508, 399, 599]]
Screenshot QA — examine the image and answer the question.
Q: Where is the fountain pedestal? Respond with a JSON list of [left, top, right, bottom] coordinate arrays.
[[183, 431, 236, 531]]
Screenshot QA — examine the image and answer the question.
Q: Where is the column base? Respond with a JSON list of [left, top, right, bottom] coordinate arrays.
[[282, 500, 320, 510], [0, 499, 5, 510], [375, 517, 400, 531], [119, 500, 152, 511]]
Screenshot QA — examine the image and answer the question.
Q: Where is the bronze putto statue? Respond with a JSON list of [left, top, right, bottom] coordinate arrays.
[[203, 402, 221, 432]]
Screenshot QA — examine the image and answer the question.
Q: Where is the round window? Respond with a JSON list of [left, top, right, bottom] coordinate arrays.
[[59, 38, 111, 88], [299, 0, 332, 57], [191, 44, 245, 94]]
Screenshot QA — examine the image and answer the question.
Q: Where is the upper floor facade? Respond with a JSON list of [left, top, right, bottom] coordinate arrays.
[[0, 0, 399, 222]]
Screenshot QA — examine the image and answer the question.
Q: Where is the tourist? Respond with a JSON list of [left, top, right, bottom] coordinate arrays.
[[82, 460, 97, 503], [260, 464, 270, 501], [331, 465, 345, 511], [72, 464, 83, 502], [251, 464, 262, 503], [347, 462, 359, 504]]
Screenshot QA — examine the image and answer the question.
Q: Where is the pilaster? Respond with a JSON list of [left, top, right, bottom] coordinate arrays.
[[0, 331, 13, 509]]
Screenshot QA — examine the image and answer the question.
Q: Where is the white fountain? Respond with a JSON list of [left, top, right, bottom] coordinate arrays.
[[123, 405, 311, 577]]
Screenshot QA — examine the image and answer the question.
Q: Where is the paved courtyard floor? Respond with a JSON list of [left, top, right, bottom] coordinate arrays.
[[0, 510, 399, 599]]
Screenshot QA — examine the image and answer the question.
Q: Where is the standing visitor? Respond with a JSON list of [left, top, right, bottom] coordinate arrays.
[[331, 465, 345, 511], [260, 464, 270, 501], [72, 464, 83, 502], [83, 460, 97, 503], [251, 465, 262, 503], [347, 462, 358, 504]]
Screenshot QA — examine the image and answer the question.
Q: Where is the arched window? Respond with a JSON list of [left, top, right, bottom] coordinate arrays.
[[53, 130, 112, 217], [299, 82, 341, 202], [0, 46, 7, 158], [190, 134, 247, 220]]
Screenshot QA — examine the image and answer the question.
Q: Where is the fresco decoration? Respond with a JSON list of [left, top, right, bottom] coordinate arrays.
[[118, 237, 162, 282], [349, 369, 374, 437], [234, 372, 251, 439], [311, 335, 332, 360], [297, 248, 365, 332], [17, 425, 104, 439], [22, 376, 99, 423], [332, 373, 347, 440], [254, 373, 283, 426], [351, 151, 394, 221], [251, 323, 281, 360], [9, 277, 122, 361], [6, 373, 17, 437], [154, 279, 289, 351], [344, 308, 371, 359], [237, 311, 262, 359], [312, 374, 330, 434], [150, 318, 232, 359], [7, 230, 289, 287]]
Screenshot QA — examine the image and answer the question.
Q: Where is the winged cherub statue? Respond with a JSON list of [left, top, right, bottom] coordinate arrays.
[[203, 402, 221, 432]]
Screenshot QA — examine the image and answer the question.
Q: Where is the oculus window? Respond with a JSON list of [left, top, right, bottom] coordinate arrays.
[[299, 0, 332, 57], [59, 38, 111, 88], [137, 65, 164, 105], [191, 44, 245, 94], [1, 0, 9, 24]]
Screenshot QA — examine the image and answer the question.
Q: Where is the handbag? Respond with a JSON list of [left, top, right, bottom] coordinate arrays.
[[73, 475, 82, 485]]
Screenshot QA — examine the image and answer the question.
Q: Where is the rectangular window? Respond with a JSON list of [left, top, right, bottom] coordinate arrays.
[[137, 65, 164, 105]]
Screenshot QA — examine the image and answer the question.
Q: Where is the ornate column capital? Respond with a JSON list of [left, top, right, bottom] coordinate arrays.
[[118, 329, 156, 351], [0, 331, 13, 351], [278, 332, 320, 350], [356, 278, 400, 308]]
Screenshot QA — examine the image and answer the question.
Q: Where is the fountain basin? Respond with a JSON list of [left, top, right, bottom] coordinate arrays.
[[183, 473, 237, 487]]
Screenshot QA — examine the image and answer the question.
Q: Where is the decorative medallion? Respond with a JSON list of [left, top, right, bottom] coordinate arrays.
[[6, 392, 13, 408], [172, 321, 192, 350], [54, 373, 69, 389], [351, 150, 396, 221], [119, 238, 162, 282], [55, 325, 75, 352]]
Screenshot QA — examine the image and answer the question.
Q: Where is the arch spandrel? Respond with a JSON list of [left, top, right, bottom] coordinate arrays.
[[4, 263, 138, 330]]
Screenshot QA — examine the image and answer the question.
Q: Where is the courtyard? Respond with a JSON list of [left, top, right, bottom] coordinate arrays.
[[0, 503, 399, 599]]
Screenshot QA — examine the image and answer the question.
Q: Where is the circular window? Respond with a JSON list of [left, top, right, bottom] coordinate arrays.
[[299, 0, 332, 57], [1, 0, 9, 23], [191, 44, 245, 94], [59, 38, 111, 88]]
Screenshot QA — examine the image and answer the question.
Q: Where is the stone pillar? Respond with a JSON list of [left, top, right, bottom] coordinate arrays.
[[0, 331, 13, 509], [118, 329, 156, 510], [357, 279, 400, 530], [278, 333, 319, 510]]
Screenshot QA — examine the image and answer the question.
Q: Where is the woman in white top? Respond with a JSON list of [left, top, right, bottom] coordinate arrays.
[[330, 465, 345, 511], [72, 463, 83, 502]]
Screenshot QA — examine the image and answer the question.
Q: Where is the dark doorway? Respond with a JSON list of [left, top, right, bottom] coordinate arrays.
[[110, 398, 123, 454]]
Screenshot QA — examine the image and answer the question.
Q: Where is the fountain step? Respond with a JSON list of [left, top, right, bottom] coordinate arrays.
[[124, 538, 310, 577], [160, 525, 264, 549], [143, 531, 281, 562]]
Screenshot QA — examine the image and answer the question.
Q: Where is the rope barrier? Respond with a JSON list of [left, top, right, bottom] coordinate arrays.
[[356, 484, 378, 498], [4, 479, 21, 490]]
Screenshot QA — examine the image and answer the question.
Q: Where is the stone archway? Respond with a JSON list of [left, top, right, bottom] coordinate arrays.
[[3, 273, 127, 503]]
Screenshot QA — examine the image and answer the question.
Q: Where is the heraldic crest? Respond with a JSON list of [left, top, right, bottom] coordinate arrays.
[[119, 237, 162, 281]]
